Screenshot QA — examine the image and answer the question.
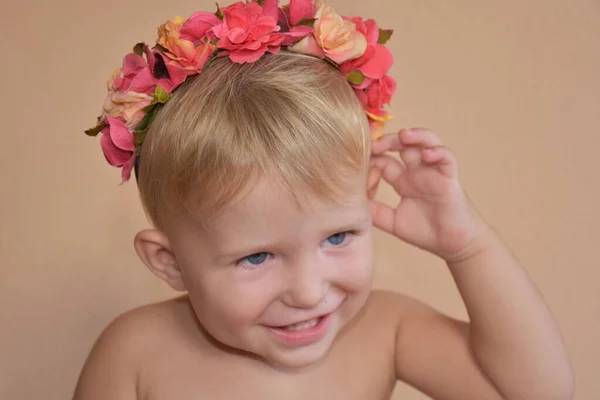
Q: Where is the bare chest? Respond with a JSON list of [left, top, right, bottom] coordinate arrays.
[[142, 362, 395, 400], [140, 333, 396, 400]]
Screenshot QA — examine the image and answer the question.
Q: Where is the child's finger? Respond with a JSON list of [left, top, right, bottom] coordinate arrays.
[[370, 154, 406, 193], [400, 147, 422, 168], [399, 128, 443, 148], [370, 200, 397, 235], [371, 131, 404, 154], [421, 145, 459, 178]]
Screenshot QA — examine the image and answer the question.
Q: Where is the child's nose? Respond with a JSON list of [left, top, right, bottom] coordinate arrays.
[[282, 255, 330, 309]]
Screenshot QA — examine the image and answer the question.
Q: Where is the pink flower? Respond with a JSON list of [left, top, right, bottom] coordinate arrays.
[[213, 1, 285, 63], [340, 17, 393, 87], [100, 117, 137, 182], [158, 17, 216, 76], [111, 54, 149, 93], [180, 12, 221, 44], [355, 75, 396, 139], [289, 1, 367, 64], [260, 0, 280, 22], [356, 75, 396, 116], [288, 0, 316, 26], [111, 44, 187, 95], [280, 25, 313, 46], [102, 91, 152, 129], [275, 0, 316, 46]]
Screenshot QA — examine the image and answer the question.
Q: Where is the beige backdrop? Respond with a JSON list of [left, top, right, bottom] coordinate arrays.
[[1, 0, 598, 399]]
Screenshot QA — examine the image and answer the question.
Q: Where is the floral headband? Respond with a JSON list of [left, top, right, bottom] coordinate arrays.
[[85, 0, 396, 182]]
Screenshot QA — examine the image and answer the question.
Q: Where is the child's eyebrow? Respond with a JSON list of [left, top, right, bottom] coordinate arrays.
[[321, 215, 371, 234], [213, 216, 370, 261], [213, 239, 290, 262]]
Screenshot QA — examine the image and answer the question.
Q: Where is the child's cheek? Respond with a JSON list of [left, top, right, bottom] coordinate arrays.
[[333, 237, 374, 291]]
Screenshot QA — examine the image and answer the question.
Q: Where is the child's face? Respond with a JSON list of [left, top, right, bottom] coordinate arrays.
[[167, 172, 373, 369]]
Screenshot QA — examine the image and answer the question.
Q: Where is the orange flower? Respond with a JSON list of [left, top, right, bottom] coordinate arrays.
[[157, 16, 215, 75]]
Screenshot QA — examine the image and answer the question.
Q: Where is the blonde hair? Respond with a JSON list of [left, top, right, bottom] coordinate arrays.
[[138, 51, 371, 228]]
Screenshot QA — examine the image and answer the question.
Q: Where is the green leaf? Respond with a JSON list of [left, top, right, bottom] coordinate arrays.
[[133, 42, 145, 56], [153, 86, 172, 104], [134, 130, 147, 150], [134, 107, 158, 134], [141, 103, 157, 114], [347, 70, 365, 85], [215, 3, 224, 20], [377, 29, 393, 45], [295, 17, 316, 27], [203, 51, 219, 71], [84, 121, 107, 137]]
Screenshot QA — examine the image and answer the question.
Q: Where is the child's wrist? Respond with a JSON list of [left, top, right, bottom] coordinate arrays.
[[443, 219, 496, 267]]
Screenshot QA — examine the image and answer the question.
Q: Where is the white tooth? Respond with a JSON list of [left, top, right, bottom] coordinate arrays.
[[283, 318, 319, 331]]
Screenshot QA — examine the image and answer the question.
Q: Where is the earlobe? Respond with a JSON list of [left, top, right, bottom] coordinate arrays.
[[134, 229, 186, 292], [367, 162, 382, 201]]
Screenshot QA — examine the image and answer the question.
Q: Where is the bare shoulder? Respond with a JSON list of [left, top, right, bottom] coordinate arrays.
[[342, 290, 428, 351], [359, 289, 466, 360], [330, 290, 441, 381], [364, 289, 469, 354], [365, 289, 456, 324], [367, 291, 504, 399], [73, 296, 192, 400], [89, 295, 193, 356], [362, 289, 429, 321]]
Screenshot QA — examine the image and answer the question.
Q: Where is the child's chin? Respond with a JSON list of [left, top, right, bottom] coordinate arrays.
[[262, 341, 335, 371]]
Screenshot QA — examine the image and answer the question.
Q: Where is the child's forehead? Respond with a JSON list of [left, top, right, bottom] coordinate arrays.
[[198, 175, 369, 233]]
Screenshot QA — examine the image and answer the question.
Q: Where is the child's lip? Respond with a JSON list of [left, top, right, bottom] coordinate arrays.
[[266, 312, 334, 346], [264, 296, 345, 328], [269, 313, 329, 328]]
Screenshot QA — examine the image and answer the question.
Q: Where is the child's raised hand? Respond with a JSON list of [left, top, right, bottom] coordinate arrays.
[[368, 128, 486, 262]]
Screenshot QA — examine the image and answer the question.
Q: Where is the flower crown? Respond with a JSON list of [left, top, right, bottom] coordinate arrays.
[[85, 0, 396, 182]]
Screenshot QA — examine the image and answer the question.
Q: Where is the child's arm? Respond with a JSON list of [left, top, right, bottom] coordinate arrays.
[[369, 128, 574, 400]]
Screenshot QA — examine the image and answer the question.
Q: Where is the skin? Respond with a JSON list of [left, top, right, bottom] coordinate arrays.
[[74, 128, 574, 400]]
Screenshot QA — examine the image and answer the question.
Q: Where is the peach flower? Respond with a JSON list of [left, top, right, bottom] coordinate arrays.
[[289, 0, 367, 64], [102, 91, 152, 130], [340, 17, 393, 87]]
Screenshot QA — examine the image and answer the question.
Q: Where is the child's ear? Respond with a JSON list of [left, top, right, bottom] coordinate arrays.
[[367, 161, 382, 201], [134, 229, 185, 292]]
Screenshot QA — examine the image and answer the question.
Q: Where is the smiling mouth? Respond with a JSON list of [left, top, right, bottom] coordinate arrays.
[[266, 313, 333, 346], [278, 316, 323, 331]]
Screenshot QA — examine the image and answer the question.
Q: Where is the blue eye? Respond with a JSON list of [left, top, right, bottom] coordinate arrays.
[[327, 232, 347, 246], [243, 252, 269, 265]]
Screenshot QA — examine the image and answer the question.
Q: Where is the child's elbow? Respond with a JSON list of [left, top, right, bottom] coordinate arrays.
[[504, 364, 575, 400], [554, 367, 576, 400], [530, 366, 575, 400], [551, 360, 576, 400], [536, 354, 576, 400]]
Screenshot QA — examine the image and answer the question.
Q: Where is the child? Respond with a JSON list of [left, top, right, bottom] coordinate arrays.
[[76, 1, 574, 399]]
